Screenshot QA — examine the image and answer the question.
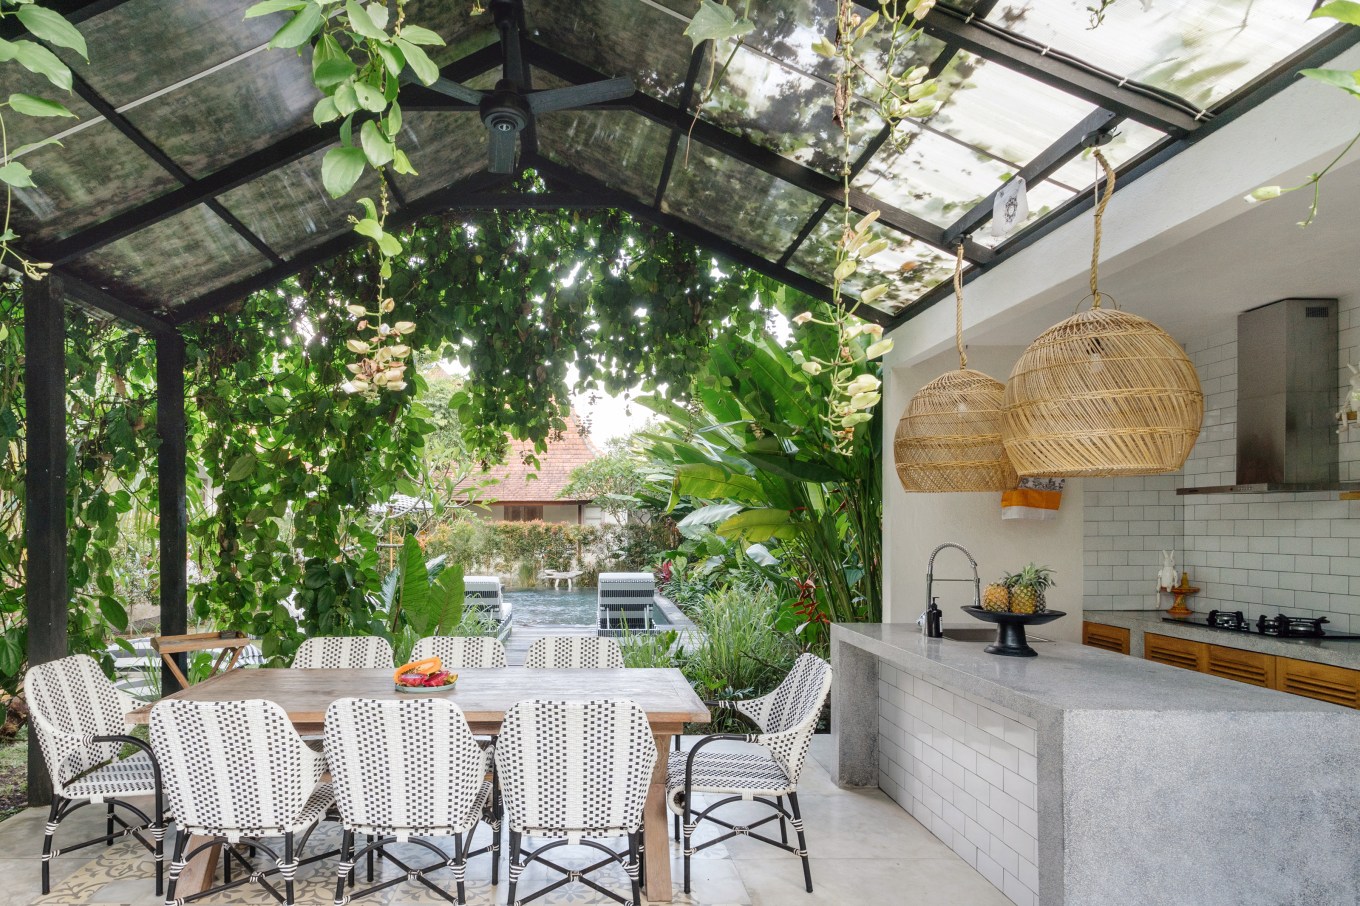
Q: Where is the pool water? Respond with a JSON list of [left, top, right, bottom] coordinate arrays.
[[505, 588, 669, 627]]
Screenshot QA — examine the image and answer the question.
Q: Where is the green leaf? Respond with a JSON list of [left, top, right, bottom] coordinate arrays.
[[244, 0, 306, 18], [352, 79, 386, 112], [263, 394, 289, 415], [345, 0, 387, 39], [312, 95, 340, 124], [394, 38, 438, 84], [0, 631, 22, 677], [676, 502, 744, 535], [1313, 1, 1360, 25], [321, 145, 366, 197], [225, 452, 258, 482], [1301, 67, 1360, 97], [684, 0, 755, 48], [359, 119, 394, 166], [384, 100, 402, 136], [269, 2, 322, 48], [16, 5, 88, 59], [313, 56, 357, 91], [714, 508, 805, 543], [99, 597, 128, 631], [0, 39, 71, 91], [671, 463, 766, 508], [9, 136, 61, 158], [356, 196, 378, 221], [373, 40, 405, 76], [333, 81, 359, 116], [398, 24, 445, 46], [7, 93, 74, 117], [0, 162, 35, 188], [376, 231, 402, 256], [390, 148, 415, 175], [352, 217, 383, 242]]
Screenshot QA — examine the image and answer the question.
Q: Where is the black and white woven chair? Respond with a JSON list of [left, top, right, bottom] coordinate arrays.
[[523, 636, 625, 669], [411, 636, 508, 669], [324, 698, 497, 905], [668, 652, 832, 894], [291, 636, 395, 669], [150, 698, 336, 906], [496, 699, 656, 906], [26, 654, 168, 896]]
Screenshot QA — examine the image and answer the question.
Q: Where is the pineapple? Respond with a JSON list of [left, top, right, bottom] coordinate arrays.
[[982, 579, 1011, 612], [1009, 564, 1055, 615]]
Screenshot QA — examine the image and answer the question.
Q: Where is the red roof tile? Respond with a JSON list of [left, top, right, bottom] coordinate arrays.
[[475, 411, 602, 503]]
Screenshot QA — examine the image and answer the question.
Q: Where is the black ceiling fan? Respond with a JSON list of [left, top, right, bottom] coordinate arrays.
[[427, 0, 636, 174]]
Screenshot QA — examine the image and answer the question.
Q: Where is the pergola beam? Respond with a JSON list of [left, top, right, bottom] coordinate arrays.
[[52, 270, 175, 337], [23, 276, 68, 807], [914, 4, 1205, 134], [156, 334, 188, 694]]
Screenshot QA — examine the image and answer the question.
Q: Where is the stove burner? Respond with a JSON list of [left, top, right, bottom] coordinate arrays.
[[1163, 611, 1360, 640], [1256, 614, 1330, 638], [1206, 609, 1247, 631]]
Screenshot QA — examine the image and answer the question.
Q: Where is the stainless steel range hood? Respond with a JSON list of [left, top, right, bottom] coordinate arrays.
[[1179, 298, 1351, 495]]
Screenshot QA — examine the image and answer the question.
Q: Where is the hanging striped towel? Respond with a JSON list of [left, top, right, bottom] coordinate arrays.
[[1002, 477, 1064, 520]]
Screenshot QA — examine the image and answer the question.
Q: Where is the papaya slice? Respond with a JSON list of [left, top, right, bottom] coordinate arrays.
[[394, 656, 442, 684]]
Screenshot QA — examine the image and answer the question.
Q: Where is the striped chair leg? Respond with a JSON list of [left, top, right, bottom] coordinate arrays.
[[334, 829, 354, 905], [777, 795, 789, 845], [506, 831, 522, 906], [41, 798, 59, 895], [788, 792, 812, 893], [282, 831, 296, 906], [627, 832, 643, 906], [673, 734, 682, 842], [165, 829, 189, 906]]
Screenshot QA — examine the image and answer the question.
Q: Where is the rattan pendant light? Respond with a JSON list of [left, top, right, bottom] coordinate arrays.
[[1002, 151, 1203, 478], [895, 246, 1017, 492]]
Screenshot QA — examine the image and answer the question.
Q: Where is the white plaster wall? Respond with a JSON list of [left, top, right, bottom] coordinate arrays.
[[883, 346, 1085, 642]]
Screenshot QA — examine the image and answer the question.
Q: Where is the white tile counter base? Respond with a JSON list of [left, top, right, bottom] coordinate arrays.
[[877, 662, 1040, 906]]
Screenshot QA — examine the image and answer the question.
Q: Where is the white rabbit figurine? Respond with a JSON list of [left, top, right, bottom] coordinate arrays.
[[1339, 364, 1360, 434], [1158, 550, 1177, 592]]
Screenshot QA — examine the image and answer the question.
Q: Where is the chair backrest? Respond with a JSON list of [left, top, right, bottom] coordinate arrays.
[[524, 636, 625, 669], [597, 572, 656, 634], [25, 654, 130, 790], [325, 697, 487, 834], [744, 653, 833, 784], [150, 699, 320, 835], [292, 635, 394, 669], [495, 699, 656, 836], [411, 636, 507, 669], [464, 575, 507, 622]]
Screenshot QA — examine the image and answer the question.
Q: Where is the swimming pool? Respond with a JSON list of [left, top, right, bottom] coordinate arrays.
[[506, 587, 670, 627]]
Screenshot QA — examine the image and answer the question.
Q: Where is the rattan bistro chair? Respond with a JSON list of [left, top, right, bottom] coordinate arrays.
[[291, 635, 395, 669], [668, 652, 833, 894], [523, 636, 625, 669], [26, 654, 168, 896], [496, 699, 657, 906], [324, 698, 497, 905], [150, 699, 336, 906], [411, 636, 508, 669]]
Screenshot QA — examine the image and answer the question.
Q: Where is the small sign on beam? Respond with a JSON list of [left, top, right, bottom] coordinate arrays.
[[992, 177, 1029, 238]]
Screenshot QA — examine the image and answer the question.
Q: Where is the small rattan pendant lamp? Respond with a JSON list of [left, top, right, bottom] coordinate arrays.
[[1002, 150, 1203, 477], [894, 246, 1017, 492]]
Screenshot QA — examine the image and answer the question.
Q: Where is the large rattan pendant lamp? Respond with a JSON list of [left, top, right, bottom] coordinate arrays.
[[894, 246, 1017, 492], [1002, 150, 1203, 477]]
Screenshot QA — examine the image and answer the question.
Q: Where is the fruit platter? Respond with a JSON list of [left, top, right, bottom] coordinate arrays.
[[394, 656, 458, 693], [968, 563, 1065, 657]]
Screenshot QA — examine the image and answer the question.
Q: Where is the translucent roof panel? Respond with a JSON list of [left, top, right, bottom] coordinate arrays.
[[124, 48, 319, 179], [405, 0, 500, 64], [790, 210, 956, 316], [971, 178, 1075, 249], [661, 142, 823, 259], [391, 111, 492, 201], [67, 204, 271, 309], [538, 110, 671, 204], [218, 147, 384, 261], [9, 121, 180, 244], [693, 42, 880, 175], [1047, 120, 1167, 194], [855, 126, 1020, 228], [529, 0, 695, 103], [986, 0, 1333, 109], [57, 0, 283, 108]]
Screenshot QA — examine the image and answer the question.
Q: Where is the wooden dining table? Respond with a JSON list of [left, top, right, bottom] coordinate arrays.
[[127, 666, 708, 903]]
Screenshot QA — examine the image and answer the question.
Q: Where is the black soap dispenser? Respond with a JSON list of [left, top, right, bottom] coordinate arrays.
[[925, 597, 943, 638]]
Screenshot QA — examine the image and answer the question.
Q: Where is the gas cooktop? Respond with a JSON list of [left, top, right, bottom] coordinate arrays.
[[1163, 609, 1360, 640]]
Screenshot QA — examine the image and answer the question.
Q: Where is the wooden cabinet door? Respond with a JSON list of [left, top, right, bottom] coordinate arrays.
[[1274, 657, 1360, 708], [1205, 644, 1275, 688], [1144, 632, 1207, 672], [1082, 622, 1130, 655]]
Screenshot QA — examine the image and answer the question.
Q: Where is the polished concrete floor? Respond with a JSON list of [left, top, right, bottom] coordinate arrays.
[[0, 737, 1009, 905]]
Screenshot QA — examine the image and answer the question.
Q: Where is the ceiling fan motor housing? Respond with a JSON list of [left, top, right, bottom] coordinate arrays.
[[481, 81, 531, 134]]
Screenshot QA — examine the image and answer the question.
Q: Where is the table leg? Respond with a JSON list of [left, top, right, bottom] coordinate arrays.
[[643, 731, 673, 902], [173, 833, 220, 895]]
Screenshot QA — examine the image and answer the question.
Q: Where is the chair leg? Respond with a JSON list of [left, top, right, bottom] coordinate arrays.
[[627, 831, 643, 906], [283, 831, 296, 906], [777, 795, 789, 845], [506, 831, 521, 906], [673, 734, 681, 842], [222, 840, 232, 883], [335, 830, 354, 904], [41, 797, 60, 895], [106, 802, 114, 846], [683, 794, 693, 894], [490, 769, 502, 886], [165, 828, 189, 906], [366, 833, 375, 881], [788, 792, 812, 893], [153, 796, 165, 897]]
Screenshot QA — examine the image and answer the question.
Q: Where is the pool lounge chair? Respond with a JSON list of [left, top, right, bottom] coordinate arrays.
[[465, 576, 513, 639], [597, 572, 656, 636]]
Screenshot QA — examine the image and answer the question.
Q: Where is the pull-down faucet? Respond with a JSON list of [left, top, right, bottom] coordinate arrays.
[[921, 542, 981, 638]]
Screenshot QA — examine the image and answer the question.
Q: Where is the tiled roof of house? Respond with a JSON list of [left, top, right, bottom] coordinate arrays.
[[476, 411, 602, 503]]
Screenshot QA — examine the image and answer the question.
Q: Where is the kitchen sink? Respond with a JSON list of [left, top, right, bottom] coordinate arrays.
[[940, 628, 1051, 643]]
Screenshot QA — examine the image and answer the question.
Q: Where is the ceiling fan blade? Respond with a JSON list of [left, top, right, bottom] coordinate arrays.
[[429, 77, 486, 106], [526, 78, 637, 115], [488, 126, 518, 174]]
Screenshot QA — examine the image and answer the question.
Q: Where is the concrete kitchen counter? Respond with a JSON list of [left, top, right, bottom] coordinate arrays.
[[831, 622, 1360, 906], [1084, 608, 1360, 669]]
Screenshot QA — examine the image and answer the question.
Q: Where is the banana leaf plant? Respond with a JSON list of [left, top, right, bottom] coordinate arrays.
[[638, 322, 882, 641], [382, 534, 464, 637]]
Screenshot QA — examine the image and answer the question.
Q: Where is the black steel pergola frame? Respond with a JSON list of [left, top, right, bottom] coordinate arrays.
[[16, 0, 1356, 803]]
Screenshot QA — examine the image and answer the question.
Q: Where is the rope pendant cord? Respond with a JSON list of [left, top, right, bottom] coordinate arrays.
[[1089, 148, 1115, 309], [953, 243, 967, 369]]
